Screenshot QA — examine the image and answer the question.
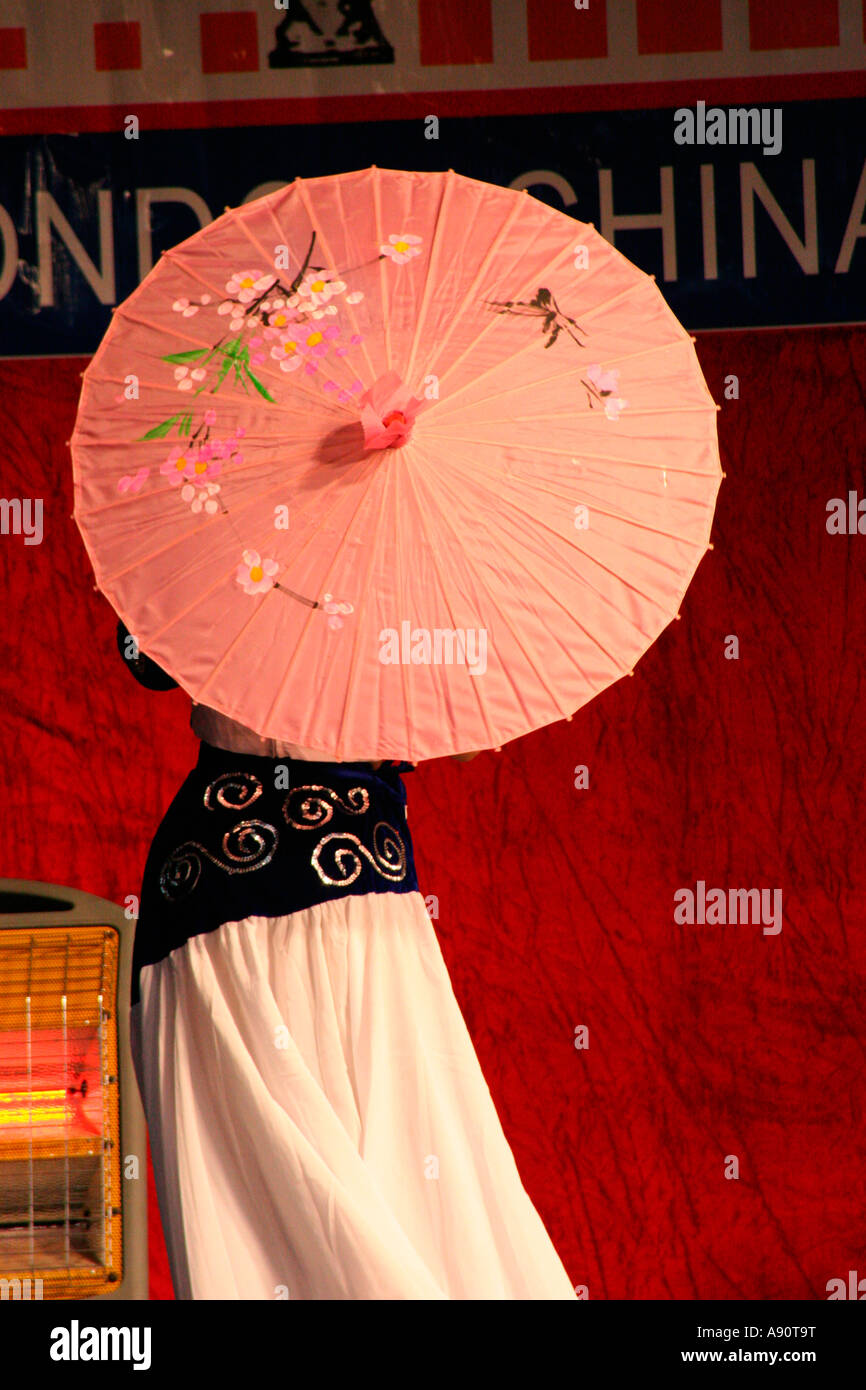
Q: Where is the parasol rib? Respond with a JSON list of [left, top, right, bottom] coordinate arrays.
[[403, 169, 456, 389], [372, 166, 393, 375]]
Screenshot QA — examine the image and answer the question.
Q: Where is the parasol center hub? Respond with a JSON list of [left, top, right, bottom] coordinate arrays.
[[359, 372, 423, 452]]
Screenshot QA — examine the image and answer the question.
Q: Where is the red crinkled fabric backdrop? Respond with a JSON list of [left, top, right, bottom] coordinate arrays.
[[0, 327, 864, 1299]]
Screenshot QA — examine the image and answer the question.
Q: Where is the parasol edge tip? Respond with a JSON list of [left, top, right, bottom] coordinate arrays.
[[707, 542, 715, 550]]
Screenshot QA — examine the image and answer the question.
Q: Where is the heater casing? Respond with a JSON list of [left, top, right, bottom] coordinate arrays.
[[0, 880, 148, 1301]]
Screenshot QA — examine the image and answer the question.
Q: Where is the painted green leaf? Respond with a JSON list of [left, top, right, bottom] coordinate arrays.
[[139, 414, 183, 440], [245, 369, 275, 403], [162, 349, 208, 364]]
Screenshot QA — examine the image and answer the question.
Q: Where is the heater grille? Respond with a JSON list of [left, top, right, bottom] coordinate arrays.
[[0, 925, 122, 1298]]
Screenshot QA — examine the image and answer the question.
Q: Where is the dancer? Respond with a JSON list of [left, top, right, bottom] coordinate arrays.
[[121, 622, 577, 1300]]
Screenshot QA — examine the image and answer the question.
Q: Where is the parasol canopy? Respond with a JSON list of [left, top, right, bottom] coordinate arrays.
[[71, 166, 721, 762]]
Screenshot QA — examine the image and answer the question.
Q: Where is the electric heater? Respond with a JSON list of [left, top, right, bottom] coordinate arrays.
[[0, 880, 147, 1300]]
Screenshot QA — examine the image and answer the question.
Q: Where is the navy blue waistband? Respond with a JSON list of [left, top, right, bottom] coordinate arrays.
[[131, 741, 420, 1004]]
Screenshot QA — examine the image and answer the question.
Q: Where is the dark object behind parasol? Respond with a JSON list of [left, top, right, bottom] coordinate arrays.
[[116, 620, 179, 691]]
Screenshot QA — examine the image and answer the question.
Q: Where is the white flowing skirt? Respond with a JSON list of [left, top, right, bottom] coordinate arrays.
[[130, 888, 576, 1300]]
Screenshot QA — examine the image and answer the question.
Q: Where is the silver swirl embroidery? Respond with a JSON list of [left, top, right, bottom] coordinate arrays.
[[221, 819, 278, 868], [311, 821, 407, 886], [282, 784, 369, 829], [203, 771, 263, 811], [159, 820, 278, 901], [159, 845, 202, 902]]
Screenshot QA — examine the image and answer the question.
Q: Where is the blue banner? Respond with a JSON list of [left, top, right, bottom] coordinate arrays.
[[0, 94, 863, 356]]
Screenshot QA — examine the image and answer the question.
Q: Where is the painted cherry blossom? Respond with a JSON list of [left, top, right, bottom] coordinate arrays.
[[223, 271, 277, 304], [380, 233, 422, 265], [161, 445, 197, 486], [181, 481, 221, 515], [117, 467, 149, 494], [160, 445, 222, 487], [322, 593, 354, 630], [586, 364, 620, 394], [171, 295, 211, 317], [206, 438, 241, 466], [321, 375, 364, 403], [584, 363, 629, 420], [302, 324, 341, 356], [332, 332, 364, 360], [262, 305, 299, 336], [174, 365, 208, 391], [297, 273, 347, 309], [270, 335, 304, 373], [604, 395, 629, 421], [281, 324, 344, 375], [236, 549, 279, 595]]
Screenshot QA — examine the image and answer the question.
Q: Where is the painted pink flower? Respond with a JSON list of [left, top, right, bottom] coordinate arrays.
[[586, 364, 620, 395], [337, 379, 364, 404], [206, 440, 240, 469], [236, 549, 279, 595], [270, 334, 304, 373], [604, 396, 629, 421], [117, 467, 149, 494], [161, 445, 196, 486], [297, 273, 347, 309], [173, 365, 207, 392], [322, 592, 354, 630], [299, 324, 341, 358], [297, 324, 343, 374], [160, 445, 221, 486], [263, 306, 299, 336], [181, 481, 221, 515], [223, 270, 277, 304], [380, 233, 422, 265]]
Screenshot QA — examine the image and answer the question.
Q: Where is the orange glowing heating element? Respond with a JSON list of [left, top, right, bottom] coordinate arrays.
[[0, 1027, 103, 1143], [1, 1088, 73, 1127]]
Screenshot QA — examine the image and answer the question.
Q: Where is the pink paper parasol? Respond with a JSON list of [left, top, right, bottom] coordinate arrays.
[[71, 167, 722, 762]]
